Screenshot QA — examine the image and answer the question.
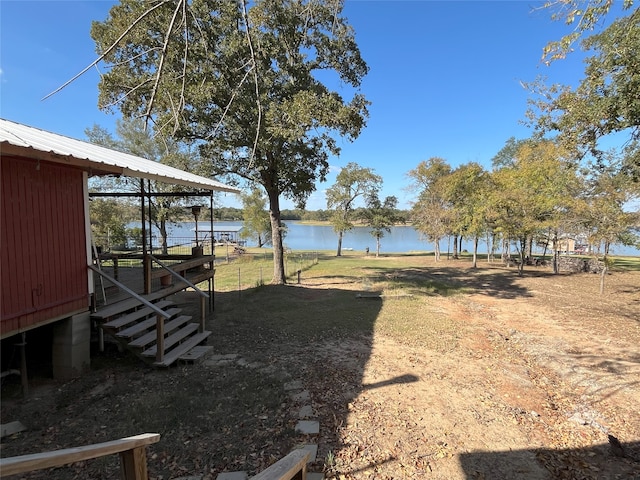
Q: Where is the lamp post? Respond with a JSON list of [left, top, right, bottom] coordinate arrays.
[[191, 205, 203, 256]]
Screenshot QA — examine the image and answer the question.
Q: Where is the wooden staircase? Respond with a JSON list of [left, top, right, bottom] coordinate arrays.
[[91, 292, 212, 367]]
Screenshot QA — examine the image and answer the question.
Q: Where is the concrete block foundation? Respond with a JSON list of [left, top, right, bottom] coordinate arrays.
[[52, 311, 91, 379]]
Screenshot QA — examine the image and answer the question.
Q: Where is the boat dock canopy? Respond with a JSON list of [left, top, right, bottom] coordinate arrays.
[[0, 118, 240, 193], [196, 226, 244, 243]]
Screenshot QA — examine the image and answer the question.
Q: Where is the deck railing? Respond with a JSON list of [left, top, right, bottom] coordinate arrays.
[[0, 433, 160, 479], [89, 264, 172, 363], [148, 253, 211, 330]]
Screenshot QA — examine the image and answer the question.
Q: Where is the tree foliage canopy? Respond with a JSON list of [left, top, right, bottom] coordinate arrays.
[[540, 0, 635, 63], [530, 3, 640, 179], [326, 162, 381, 256], [91, 0, 370, 283]]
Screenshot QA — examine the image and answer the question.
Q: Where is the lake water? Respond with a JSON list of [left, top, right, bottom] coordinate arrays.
[[156, 221, 640, 257]]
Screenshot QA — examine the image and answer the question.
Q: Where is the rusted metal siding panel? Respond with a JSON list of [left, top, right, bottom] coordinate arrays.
[[1, 156, 89, 338]]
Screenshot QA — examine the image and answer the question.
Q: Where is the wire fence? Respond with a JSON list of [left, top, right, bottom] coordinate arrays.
[[213, 251, 319, 292]]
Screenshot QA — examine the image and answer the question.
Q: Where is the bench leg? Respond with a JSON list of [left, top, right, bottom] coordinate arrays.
[[119, 446, 148, 480]]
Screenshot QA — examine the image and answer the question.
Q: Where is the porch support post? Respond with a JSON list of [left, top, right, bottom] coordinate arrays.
[[199, 296, 205, 333], [140, 180, 150, 294], [155, 314, 164, 364]]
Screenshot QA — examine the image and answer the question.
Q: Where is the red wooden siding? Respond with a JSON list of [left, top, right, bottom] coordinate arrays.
[[1, 156, 89, 338]]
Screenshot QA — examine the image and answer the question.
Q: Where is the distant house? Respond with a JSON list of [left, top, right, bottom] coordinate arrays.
[[551, 235, 589, 255], [0, 118, 238, 379]]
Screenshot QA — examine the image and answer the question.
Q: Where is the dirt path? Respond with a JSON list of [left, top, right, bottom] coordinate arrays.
[[305, 269, 640, 479]]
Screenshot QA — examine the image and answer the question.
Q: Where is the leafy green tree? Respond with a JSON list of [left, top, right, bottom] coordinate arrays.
[[540, 0, 635, 64], [90, 198, 130, 250], [86, 118, 197, 254], [326, 162, 381, 256], [579, 155, 640, 292], [408, 158, 453, 262], [442, 163, 490, 268], [240, 188, 271, 248], [361, 194, 399, 257], [491, 137, 534, 169], [91, 0, 369, 284], [530, 6, 640, 181], [491, 140, 578, 275]]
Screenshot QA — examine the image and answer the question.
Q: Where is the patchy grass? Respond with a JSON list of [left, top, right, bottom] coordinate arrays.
[[2, 251, 639, 479]]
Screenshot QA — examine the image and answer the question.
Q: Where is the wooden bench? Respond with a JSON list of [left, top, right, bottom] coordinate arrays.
[[0, 433, 160, 479], [249, 448, 311, 480]]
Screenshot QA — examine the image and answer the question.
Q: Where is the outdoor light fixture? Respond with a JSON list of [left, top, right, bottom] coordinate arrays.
[[191, 205, 202, 246]]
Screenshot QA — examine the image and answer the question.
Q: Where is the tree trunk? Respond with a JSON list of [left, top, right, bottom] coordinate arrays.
[[501, 235, 508, 264], [159, 219, 168, 255], [552, 230, 559, 274], [518, 237, 526, 276], [434, 237, 441, 262], [599, 259, 607, 294], [600, 242, 610, 294], [486, 232, 492, 263], [541, 231, 550, 262], [336, 230, 344, 257], [472, 236, 478, 268], [452, 234, 459, 259], [376, 236, 381, 257], [266, 188, 286, 284]]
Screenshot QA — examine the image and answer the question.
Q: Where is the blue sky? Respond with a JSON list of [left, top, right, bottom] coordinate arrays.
[[1, 0, 593, 210]]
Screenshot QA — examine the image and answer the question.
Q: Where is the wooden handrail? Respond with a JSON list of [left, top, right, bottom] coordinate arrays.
[[249, 449, 311, 480], [88, 265, 171, 320], [0, 433, 160, 479], [148, 254, 211, 299]]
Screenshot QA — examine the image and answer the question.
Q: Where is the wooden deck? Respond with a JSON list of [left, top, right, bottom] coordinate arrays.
[[93, 255, 214, 307]]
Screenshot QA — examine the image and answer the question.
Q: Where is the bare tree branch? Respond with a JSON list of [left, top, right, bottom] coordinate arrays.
[[240, 0, 262, 167], [144, 0, 184, 130], [42, 0, 168, 101]]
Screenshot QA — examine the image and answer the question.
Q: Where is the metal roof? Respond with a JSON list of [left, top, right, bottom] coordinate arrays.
[[196, 226, 244, 233], [0, 118, 240, 193]]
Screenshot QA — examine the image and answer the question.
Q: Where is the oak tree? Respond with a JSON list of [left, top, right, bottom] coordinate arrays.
[[361, 194, 399, 257], [91, 0, 369, 284], [408, 158, 453, 262], [240, 188, 271, 248], [326, 162, 381, 256]]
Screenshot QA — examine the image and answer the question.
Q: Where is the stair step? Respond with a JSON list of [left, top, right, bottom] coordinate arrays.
[[179, 345, 214, 363], [153, 331, 212, 367], [116, 308, 182, 340], [91, 286, 186, 321], [100, 300, 174, 329], [128, 315, 192, 348], [141, 323, 200, 357]]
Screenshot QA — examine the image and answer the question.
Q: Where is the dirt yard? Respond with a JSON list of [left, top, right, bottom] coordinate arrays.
[[1, 257, 639, 479], [307, 265, 640, 479]]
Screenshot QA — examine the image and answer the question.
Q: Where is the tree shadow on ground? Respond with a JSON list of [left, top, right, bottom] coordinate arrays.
[[459, 441, 640, 479], [359, 264, 538, 299], [4, 260, 637, 479]]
